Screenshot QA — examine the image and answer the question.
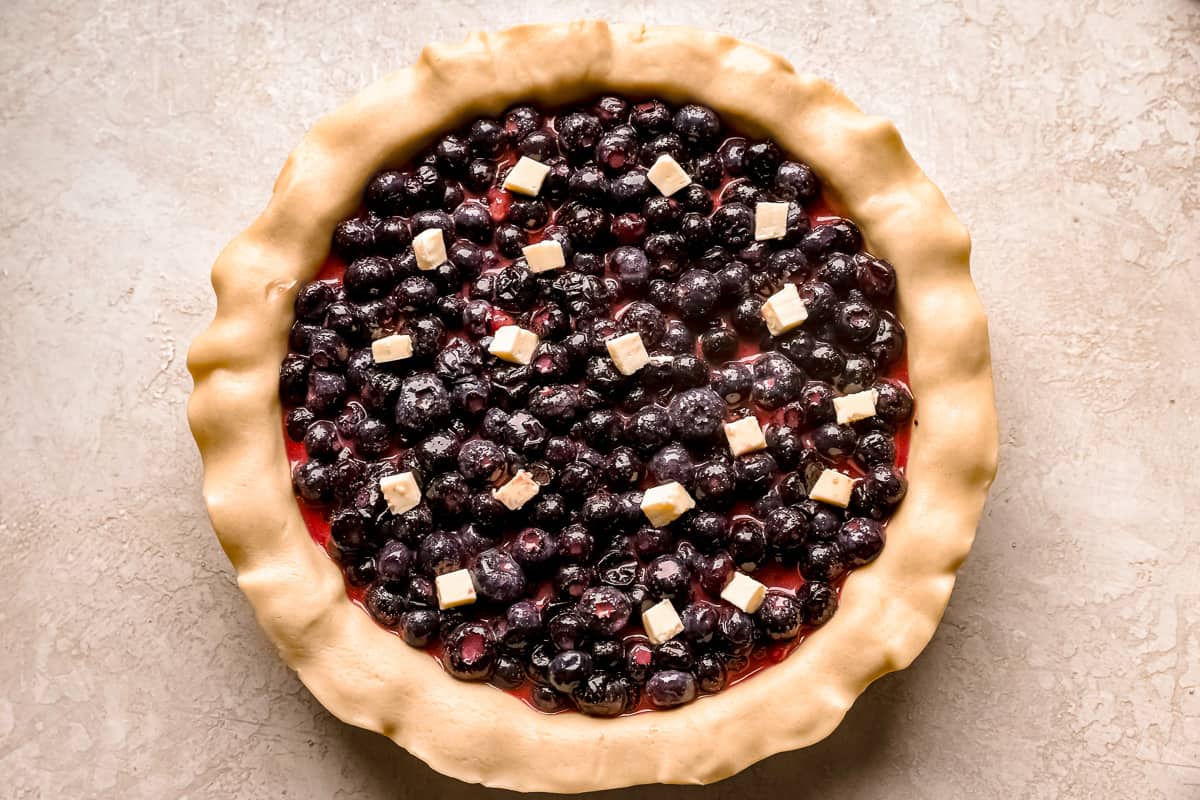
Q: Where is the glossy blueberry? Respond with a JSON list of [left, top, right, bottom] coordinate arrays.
[[873, 379, 914, 425], [444, 621, 496, 680], [645, 555, 691, 602], [728, 518, 767, 572], [692, 460, 737, 509], [667, 388, 725, 443], [365, 582, 407, 627], [757, 591, 803, 640], [578, 585, 633, 636]]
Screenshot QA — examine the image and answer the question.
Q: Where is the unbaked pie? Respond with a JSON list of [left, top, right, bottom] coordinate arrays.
[[189, 21, 997, 792]]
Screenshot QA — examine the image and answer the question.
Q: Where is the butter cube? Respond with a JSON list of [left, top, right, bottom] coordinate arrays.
[[503, 156, 551, 196], [522, 239, 565, 273], [754, 201, 790, 241], [493, 469, 540, 511], [379, 471, 421, 514], [640, 481, 695, 527], [412, 227, 447, 271], [488, 325, 539, 365], [810, 469, 855, 508], [647, 154, 692, 197], [435, 568, 477, 609], [761, 283, 808, 336], [721, 571, 767, 613], [605, 331, 650, 376], [371, 334, 412, 364], [724, 416, 767, 457], [642, 599, 684, 644], [833, 389, 879, 425]]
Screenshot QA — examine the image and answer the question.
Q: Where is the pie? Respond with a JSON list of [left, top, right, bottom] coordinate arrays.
[[188, 21, 998, 792]]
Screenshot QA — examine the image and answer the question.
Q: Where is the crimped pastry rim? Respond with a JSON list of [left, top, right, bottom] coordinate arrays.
[[186, 21, 998, 792]]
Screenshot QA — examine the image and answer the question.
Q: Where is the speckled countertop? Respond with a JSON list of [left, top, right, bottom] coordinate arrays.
[[2, 1, 1198, 797]]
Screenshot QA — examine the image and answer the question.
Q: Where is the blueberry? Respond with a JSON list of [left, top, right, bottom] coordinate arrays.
[[717, 607, 757, 655], [873, 379, 914, 426], [855, 430, 896, 468], [393, 371, 450, 434], [301, 419, 339, 462], [869, 311, 906, 369], [645, 555, 691, 602], [556, 524, 594, 564], [331, 218, 376, 261], [626, 404, 674, 453], [344, 256, 395, 301], [424, 472, 471, 521], [610, 167, 651, 209], [548, 610, 589, 651], [743, 140, 782, 185], [630, 99, 671, 134], [835, 295, 881, 346], [693, 460, 737, 509], [498, 600, 543, 651], [452, 439, 505, 485], [805, 341, 846, 382], [530, 685, 567, 712], [838, 517, 885, 567], [285, 407, 315, 442], [365, 582, 406, 627], [543, 436, 579, 467], [801, 541, 846, 582], [730, 294, 766, 336], [596, 127, 639, 172], [306, 370, 347, 415], [798, 580, 838, 626], [511, 527, 557, 573], [649, 443, 696, 488], [728, 518, 767, 571], [838, 355, 877, 393], [376, 540, 413, 583], [466, 548, 525, 606], [556, 111, 602, 160], [797, 280, 838, 324], [633, 526, 672, 559], [801, 219, 862, 261], [775, 160, 820, 202], [279, 354, 310, 406], [697, 550, 735, 595], [752, 352, 803, 410], [668, 269, 719, 322], [604, 446, 642, 489], [734, 452, 778, 496], [757, 591, 803, 640], [443, 621, 496, 681], [667, 388, 725, 443], [857, 463, 908, 507], [394, 608, 437, 647], [811, 421, 858, 459], [680, 602, 719, 644], [700, 327, 737, 362], [764, 506, 811, 558], [527, 384, 582, 429], [581, 491, 620, 530], [573, 672, 632, 717], [671, 354, 710, 388], [548, 650, 594, 693], [672, 104, 721, 150], [578, 585, 633, 636], [641, 131, 685, 166], [503, 411, 549, 456]]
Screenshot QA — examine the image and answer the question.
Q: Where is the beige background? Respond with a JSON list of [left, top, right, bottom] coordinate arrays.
[[2, 1, 1198, 797]]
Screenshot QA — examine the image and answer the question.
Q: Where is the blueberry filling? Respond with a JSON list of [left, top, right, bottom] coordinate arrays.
[[280, 96, 913, 717]]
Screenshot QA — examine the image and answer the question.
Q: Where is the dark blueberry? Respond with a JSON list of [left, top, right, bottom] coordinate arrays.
[[798, 580, 838, 627], [491, 265, 537, 311], [393, 371, 450, 434], [801, 541, 846, 582], [797, 280, 838, 325], [775, 159, 819, 201], [628, 99, 669, 134], [677, 184, 713, 215], [328, 507, 371, 554], [649, 443, 696, 488], [453, 439, 506, 485], [873, 379, 914, 426], [393, 609, 436, 647], [556, 111, 602, 160], [511, 527, 557, 574], [757, 592, 803, 640], [548, 650, 594, 693], [765, 506, 811, 557], [776, 329, 815, 368], [728, 518, 767, 571], [718, 136, 747, 174], [301, 419, 339, 462], [516, 129, 558, 161], [353, 417, 391, 459], [671, 354, 710, 388], [365, 582, 406, 627], [528, 384, 582, 429], [838, 517, 885, 567], [730, 294, 766, 336], [610, 212, 647, 245], [672, 104, 721, 150], [708, 363, 751, 406], [331, 218, 376, 260], [343, 256, 395, 301], [805, 341, 846, 382], [554, 524, 594, 564], [609, 168, 651, 210], [835, 295, 881, 346], [767, 249, 808, 281], [587, 640, 622, 672], [734, 452, 779, 496], [432, 133, 470, 175], [645, 555, 691, 603], [721, 178, 760, 206], [752, 489, 784, 518], [680, 602, 719, 645], [543, 436, 579, 468], [603, 446, 642, 489], [447, 375, 489, 420], [717, 607, 757, 655], [643, 196, 681, 232], [744, 140, 782, 185], [562, 203, 610, 248], [504, 104, 542, 139], [647, 278, 674, 309], [404, 574, 437, 609], [344, 552, 377, 586], [573, 672, 632, 717], [644, 232, 686, 269], [855, 252, 897, 300], [752, 352, 804, 410], [667, 388, 725, 443], [790, 380, 834, 426], [375, 540, 413, 583], [596, 127, 640, 173], [509, 197, 550, 231], [430, 340, 481, 383], [858, 463, 908, 507], [494, 224, 526, 259], [685, 512, 729, 553], [641, 132, 685, 165], [306, 370, 347, 415], [691, 654, 725, 693], [424, 471, 471, 521], [604, 248, 649, 298], [466, 117, 504, 157], [558, 461, 599, 500], [622, 405, 670, 453], [634, 523, 676, 561], [499, 600, 542, 651], [285, 407, 315, 442], [581, 491, 620, 530], [288, 320, 320, 354], [854, 430, 896, 468], [444, 621, 496, 680], [377, 217, 415, 257], [596, 550, 639, 588], [811, 421, 858, 459], [525, 641, 556, 683], [530, 685, 567, 712], [548, 610, 589, 651], [837, 355, 877, 393], [364, 170, 407, 215], [441, 181, 464, 212], [693, 460, 737, 509], [458, 157, 494, 192], [697, 550, 735, 595], [699, 327, 737, 362], [449, 202, 493, 246], [416, 530, 463, 576], [868, 311, 906, 370], [578, 585, 633, 637], [668, 269, 719, 323], [469, 548, 526, 606], [653, 322, 692, 357], [588, 95, 627, 128], [279, 355, 310, 406], [490, 654, 526, 690], [802, 219, 863, 261], [562, 163, 607, 205], [577, 408, 622, 450], [530, 492, 569, 529]]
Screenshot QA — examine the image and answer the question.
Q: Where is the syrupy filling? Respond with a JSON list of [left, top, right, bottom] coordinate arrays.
[[279, 96, 914, 716]]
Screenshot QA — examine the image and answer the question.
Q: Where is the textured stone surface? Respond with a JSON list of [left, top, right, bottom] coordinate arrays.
[[2, 1, 1198, 797]]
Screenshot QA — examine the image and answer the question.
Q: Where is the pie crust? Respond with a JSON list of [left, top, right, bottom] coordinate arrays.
[[187, 21, 998, 792]]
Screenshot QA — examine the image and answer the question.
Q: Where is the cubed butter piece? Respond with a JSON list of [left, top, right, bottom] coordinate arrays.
[[606, 331, 650, 376], [761, 283, 809, 336], [435, 568, 477, 609], [833, 388, 879, 425], [379, 471, 421, 514], [522, 239, 565, 273], [412, 227, 448, 271], [647, 154, 692, 197], [810, 469, 855, 508], [724, 416, 767, 457], [642, 599, 684, 644], [371, 333, 412, 364], [493, 469, 540, 511], [640, 481, 695, 527], [488, 325, 540, 365], [503, 156, 551, 196], [754, 201, 790, 241], [720, 571, 767, 613]]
